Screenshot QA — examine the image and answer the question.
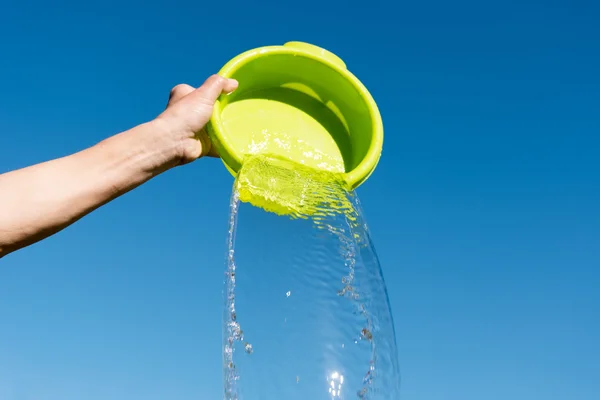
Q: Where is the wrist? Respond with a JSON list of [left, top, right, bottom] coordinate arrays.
[[91, 120, 181, 191], [144, 118, 186, 168]]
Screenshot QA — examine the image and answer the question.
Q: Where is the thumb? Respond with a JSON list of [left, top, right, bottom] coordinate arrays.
[[185, 74, 238, 107]]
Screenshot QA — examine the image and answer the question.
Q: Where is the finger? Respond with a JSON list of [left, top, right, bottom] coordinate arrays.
[[196, 127, 213, 158], [185, 74, 239, 106], [168, 84, 195, 106], [197, 127, 220, 158]]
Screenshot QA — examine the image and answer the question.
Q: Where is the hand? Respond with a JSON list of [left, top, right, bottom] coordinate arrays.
[[156, 74, 238, 164]]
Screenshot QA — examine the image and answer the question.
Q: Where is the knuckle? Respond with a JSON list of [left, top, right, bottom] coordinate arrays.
[[196, 96, 217, 108], [170, 84, 187, 95], [208, 74, 226, 85]]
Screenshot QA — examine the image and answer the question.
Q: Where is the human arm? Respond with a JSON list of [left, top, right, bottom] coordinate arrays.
[[0, 75, 238, 258]]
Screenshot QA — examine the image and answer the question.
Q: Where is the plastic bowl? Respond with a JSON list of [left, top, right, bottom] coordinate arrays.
[[206, 41, 383, 190]]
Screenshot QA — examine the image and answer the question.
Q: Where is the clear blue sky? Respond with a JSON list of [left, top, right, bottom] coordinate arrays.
[[1, 0, 599, 399]]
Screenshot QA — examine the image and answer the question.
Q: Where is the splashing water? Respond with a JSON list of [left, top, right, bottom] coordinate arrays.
[[223, 155, 400, 400]]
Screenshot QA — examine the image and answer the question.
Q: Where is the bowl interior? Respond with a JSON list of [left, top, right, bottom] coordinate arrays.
[[216, 52, 375, 175]]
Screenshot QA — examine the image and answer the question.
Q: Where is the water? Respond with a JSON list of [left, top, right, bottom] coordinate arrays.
[[223, 155, 400, 399]]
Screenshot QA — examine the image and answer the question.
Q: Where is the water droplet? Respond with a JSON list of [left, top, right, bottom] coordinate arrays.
[[244, 343, 253, 354], [357, 387, 368, 398], [296, 376, 300, 383], [361, 328, 373, 341], [231, 322, 244, 340], [286, 290, 291, 297]]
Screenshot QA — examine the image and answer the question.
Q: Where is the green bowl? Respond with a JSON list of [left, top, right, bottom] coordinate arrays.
[[206, 41, 383, 190]]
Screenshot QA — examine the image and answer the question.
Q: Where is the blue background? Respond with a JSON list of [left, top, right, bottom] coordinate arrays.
[[1, 0, 599, 399]]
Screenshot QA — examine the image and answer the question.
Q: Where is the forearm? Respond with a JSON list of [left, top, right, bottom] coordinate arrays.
[[0, 120, 179, 258]]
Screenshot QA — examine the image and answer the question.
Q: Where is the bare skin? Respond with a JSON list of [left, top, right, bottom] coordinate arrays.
[[0, 74, 238, 258]]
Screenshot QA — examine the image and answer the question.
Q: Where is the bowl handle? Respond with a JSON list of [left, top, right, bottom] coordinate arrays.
[[283, 42, 347, 70]]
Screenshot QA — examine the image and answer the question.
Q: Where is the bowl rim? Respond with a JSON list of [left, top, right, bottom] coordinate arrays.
[[207, 42, 383, 190]]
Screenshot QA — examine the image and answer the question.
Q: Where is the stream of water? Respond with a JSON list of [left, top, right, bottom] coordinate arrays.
[[222, 155, 400, 399]]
